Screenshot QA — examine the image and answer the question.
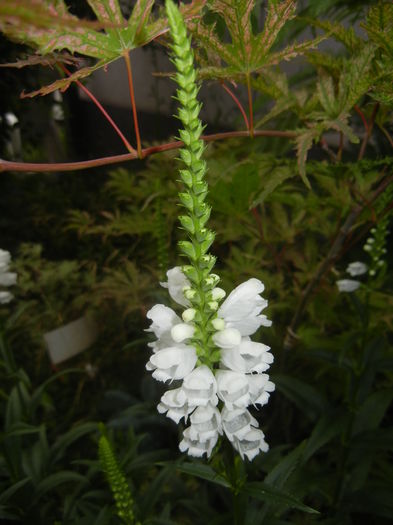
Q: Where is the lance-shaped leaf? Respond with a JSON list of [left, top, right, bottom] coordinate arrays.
[[193, 0, 325, 82], [0, 52, 81, 69]]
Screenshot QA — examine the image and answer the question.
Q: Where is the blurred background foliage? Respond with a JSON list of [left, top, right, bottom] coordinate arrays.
[[1, 0, 392, 524]]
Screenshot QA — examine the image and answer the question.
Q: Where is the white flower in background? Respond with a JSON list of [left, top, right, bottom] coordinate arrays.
[[0, 249, 17, 304], [336, 279, 361, 293], [146, 268, 274, 460], [346, 261, 368, 276]]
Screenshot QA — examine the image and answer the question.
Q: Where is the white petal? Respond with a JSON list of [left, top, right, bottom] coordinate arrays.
[[0, 249, 11, 266], [157, 387, 191, 423], [0, 291, 13, 304], [248, 374, 275, 407], [148, 345, 197, 382], [221, 407, 258, 441], [146, 304, 180, 338], [183, 365, 218, 407], [233, 428, 269, 460], [218, 278, 271, 336], [221, 340, 273, 373], [179, 426, 218, 458], [216, 370, 250, 410], [0, 272, 17, 287], [336, 279, 360, 293], [213, 328, 241, 349], [189, 404, 222, 441], [160, 267, 190, 307]]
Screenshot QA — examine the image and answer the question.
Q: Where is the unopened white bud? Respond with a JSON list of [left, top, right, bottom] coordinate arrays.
[[211, 287, 226, 301], [377, 260, 384, 267], [182, 308, 196, 322], [211, 318, 225, 331], [171, 323, 195, 343], [364, 244, 372, 252], [208, 301, 219, 311], [184, 288, 196, 300]]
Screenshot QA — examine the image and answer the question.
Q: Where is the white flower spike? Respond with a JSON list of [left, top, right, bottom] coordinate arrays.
[[146, 0, 274, 462]]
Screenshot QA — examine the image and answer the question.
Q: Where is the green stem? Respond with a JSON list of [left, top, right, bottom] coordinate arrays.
[[123, 52, 143, 159]]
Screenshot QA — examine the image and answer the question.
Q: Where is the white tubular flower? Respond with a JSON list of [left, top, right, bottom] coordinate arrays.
[[336, 279, 360, 293], [0, 249, 16, 304], [188, 403, 222, 442], [146, 345, 197, 382], [248, 374, 275, 407], [157, 387, 191, 424], [218, 278, 271, 336], [179, 426, 218, 458], [182, 365, 218, 408], [171, 322, 195, 343], [213, 327, 241, 349], [216, 370, 250, 410], [0, 249, 11, 272], [160, 267, 190, 307], [346, 261, 368, 276], [0, 272, 17, 287], [220, 339, 273, 374], [232, 428, 269, 461], [221, 407, 259, 441], [0, 291, 13, 304], [146, 304, 181, 351]]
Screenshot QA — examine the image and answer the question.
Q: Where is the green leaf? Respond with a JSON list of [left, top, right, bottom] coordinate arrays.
[[352, 388, 393, 436], [243, 481, 319, 514], [36, 471, 89, 498], [295, 127, 320, 188], [264, 442, 305, 488], [175, 462, 230, 488], [251, 165, 295, 206], [302, 410, 346, 462], [1, 0, 206, 97], [273, 374, 329, 421], [194, 0, 324, 82], [0, 478, 31, 504], [51, 422, 98, 463]]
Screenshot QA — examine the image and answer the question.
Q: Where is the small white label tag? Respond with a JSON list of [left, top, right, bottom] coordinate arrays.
[[44, 316, 98, 365]]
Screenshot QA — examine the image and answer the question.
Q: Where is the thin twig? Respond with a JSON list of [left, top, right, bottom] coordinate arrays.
[[220, 82, 249, 131], [246, 73, 254, 138], [358, 102, 379, 161], [0, 129, 296, 173], [123, 51, 142, 159], [284, 172, 393, 350], [59, 64, 135, 155], [376, 123, 393, 149]]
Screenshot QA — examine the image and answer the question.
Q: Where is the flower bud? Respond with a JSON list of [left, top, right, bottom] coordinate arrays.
[[171, 323, 195, 342], [211, 318, 225, 331], [182, 308, 196, 322], [184, 288, 197, 300], [211, 287, 226, 301], [208, 301, 219, 311]]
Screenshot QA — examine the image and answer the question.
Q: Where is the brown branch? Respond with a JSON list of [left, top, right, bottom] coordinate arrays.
[[220, 82, 249, 131], [0, 129, 296, 173], [123, 51, 142, 159], [284, 172, 393, 350], [358, 102, 379, 161]]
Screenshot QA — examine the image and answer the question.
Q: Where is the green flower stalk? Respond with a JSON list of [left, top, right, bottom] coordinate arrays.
[[145, 0, 274, 460], [98, 433, 140, 525], [166, 0, 221, 367]]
